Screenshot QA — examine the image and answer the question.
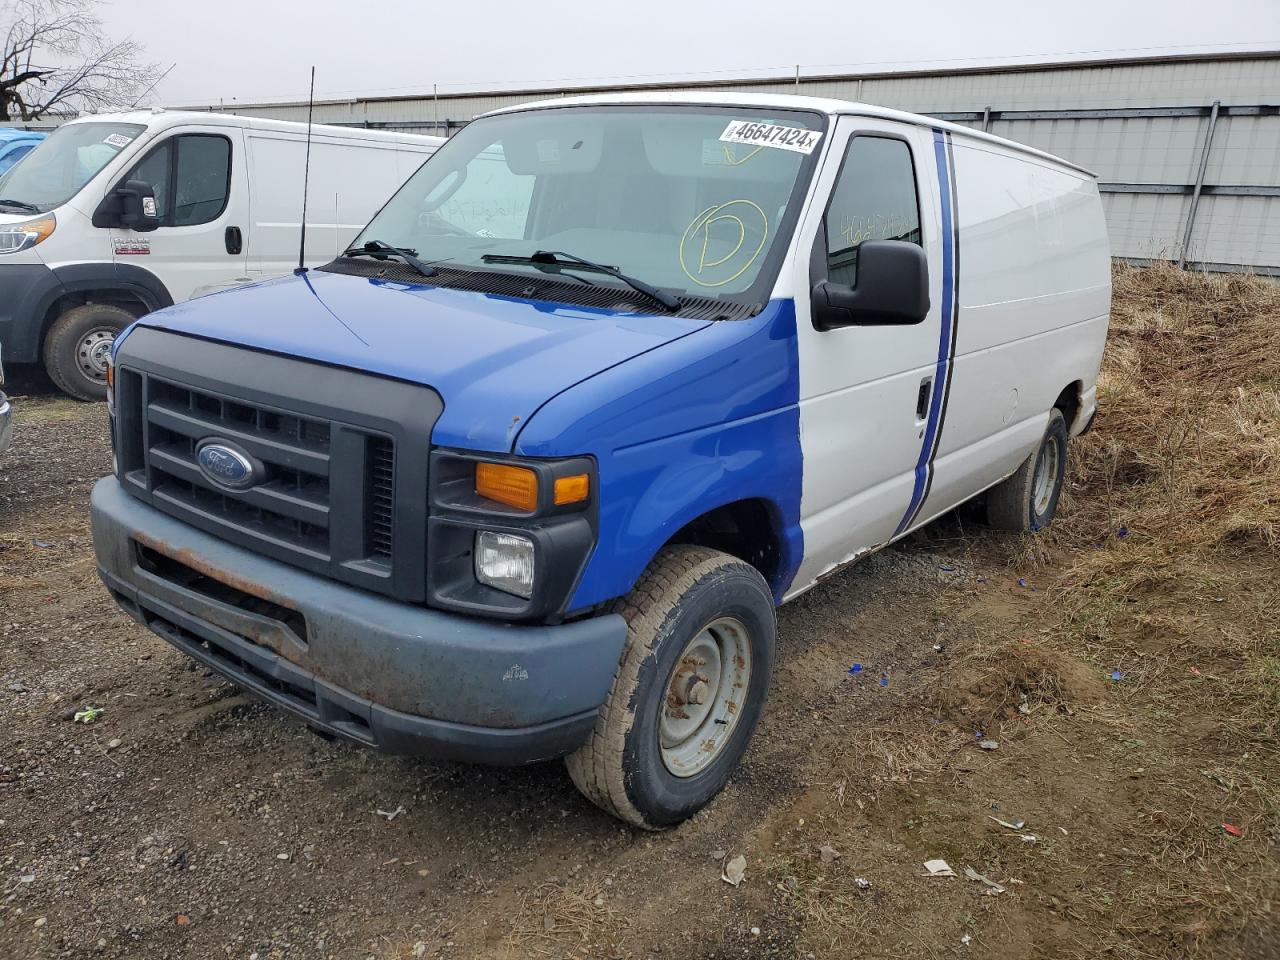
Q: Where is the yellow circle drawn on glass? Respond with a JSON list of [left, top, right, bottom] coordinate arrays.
[[679, 200, 769, 288]]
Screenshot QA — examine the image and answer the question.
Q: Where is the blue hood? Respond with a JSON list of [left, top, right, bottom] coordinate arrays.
[[135, 271, 711, 452]]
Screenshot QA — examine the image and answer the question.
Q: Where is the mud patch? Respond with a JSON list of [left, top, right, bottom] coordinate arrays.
[[936, 641, 1107, 731]]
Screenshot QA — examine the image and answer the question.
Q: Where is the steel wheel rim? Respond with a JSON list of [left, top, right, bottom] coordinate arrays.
[[659, 616, 752, 778], [76, 328, 116, 382], [1032, 438, 1060, 516]]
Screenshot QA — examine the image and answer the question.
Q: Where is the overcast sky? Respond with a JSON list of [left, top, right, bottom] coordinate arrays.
[[101, 0, 1280, 107]]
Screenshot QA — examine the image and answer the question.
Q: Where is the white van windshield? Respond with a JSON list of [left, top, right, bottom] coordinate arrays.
[[0, 122, 145, 213], [350, 106, 826, 308]]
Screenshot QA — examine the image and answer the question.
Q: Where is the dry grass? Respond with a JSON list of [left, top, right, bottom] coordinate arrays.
[[1039, 264, 1280, 956], [503, 880, 620, 958]]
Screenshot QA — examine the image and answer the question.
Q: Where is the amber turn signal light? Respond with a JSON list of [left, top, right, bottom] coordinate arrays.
[[475, 462, 539, 511], [553, 473, 590, 506]]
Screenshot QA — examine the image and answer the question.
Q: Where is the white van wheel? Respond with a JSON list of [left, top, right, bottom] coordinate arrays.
[[986, 408, 1069, 532], [43, 304, 134, 402]]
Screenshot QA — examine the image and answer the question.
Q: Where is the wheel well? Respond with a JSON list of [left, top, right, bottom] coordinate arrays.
[[40, 292, 150, 349], [1054, 381, 1082, 431], [667, 499, 783, 589]]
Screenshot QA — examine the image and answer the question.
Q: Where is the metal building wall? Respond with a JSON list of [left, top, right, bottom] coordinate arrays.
[[203, 53, 1280, 273]]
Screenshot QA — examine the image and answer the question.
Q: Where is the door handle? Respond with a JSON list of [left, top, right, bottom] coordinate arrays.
[[916, 376, 933, 420], [224, 226, 243, 255]]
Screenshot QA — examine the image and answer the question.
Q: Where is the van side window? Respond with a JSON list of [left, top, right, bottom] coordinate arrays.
[[174, 136, 231, 226], [125, 134, 231, 227], [823, 136, 921, 287]]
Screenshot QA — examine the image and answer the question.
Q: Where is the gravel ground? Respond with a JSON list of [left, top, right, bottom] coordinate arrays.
[[1, 364, 1272, 960]]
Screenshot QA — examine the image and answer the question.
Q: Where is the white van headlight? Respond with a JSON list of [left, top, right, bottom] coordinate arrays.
[[0, 214, 55, 254]]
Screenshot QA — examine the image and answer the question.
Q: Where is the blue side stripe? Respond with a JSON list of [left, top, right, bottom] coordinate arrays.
[[894, 129, 955, 536]]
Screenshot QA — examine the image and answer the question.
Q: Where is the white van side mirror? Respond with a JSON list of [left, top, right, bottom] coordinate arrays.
[[812, 240, 930, 329], [91, 179, 162, 233]]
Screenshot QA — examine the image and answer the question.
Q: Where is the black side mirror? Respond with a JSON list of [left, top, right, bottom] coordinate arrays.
[[92, 179, 161, 232], [812, 240, 931, 329]]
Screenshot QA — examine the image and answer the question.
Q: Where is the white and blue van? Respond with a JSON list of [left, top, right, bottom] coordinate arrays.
[[91, 93, 1110, 828]]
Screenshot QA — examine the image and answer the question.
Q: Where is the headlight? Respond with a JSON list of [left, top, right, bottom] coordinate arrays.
[[475, 530, 536, 598], [0, 214, 55, 254]]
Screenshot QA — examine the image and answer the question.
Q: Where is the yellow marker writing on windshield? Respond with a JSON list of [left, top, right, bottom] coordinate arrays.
[[679, 200, 769, 287]]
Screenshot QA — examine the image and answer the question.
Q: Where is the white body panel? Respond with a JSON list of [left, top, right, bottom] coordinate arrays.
[[17, 111, 441, 304]]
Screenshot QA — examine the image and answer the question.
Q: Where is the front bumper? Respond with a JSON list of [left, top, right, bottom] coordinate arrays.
[[0, 391, 11, 456], [90, 477, 627, 764], [0, 261, 61, 364]]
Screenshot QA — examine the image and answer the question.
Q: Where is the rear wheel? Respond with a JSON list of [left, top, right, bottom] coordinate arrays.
[[566, 546, 776, 829], [986, 407, 1068, 532], [43, 303, 135, 402]]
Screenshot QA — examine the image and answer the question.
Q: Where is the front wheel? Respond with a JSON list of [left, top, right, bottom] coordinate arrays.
[[42, 303, 135, 402], [566, 546, 776, 829], [986, 407, 1069, 532]]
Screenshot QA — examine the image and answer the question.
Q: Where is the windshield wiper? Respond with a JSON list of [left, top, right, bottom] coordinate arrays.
[[342, 240, 438, 279], [0, 198, 40, 214], [481, 250, 681, 312]]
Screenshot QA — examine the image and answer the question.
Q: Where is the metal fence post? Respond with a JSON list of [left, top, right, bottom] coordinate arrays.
[[982, 106, 992, 132], [1179, 100, 1221, 269]]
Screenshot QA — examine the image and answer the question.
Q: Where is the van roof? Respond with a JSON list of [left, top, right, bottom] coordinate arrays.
[[484, 91, 1096, 178], [62, 110, 445, 147]]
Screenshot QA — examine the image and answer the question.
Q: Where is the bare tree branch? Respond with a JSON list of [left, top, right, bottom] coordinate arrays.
[[0, 0, 160, 120]]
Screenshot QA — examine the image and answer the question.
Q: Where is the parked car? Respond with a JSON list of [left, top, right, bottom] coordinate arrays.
[[91, 93, 1110, 828], [0, 128, 46, 175], [0, 111, 442, 400]]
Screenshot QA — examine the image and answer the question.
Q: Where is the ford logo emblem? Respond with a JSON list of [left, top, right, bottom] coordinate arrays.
[[196, 440, 259, 490]]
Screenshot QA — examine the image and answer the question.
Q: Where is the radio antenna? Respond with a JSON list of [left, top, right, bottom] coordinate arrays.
[[295, 66, 316, 275]]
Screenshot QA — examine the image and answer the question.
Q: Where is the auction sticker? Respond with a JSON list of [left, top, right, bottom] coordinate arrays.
[[719, 120, 822, 154], [103, 133, 133, 148]]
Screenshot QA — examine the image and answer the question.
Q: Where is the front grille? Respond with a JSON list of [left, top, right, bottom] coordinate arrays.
[[365, 435, 395, 560], [144, 378, 336, 559], [113, 330, 440, 601]]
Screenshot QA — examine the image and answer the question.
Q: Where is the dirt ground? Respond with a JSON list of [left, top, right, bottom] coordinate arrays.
[[1, 265, 1277, 960]]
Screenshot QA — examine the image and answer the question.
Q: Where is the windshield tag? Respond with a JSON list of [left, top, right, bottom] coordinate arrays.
[[103, 133, 133, 148], [719, 121, 822, 155]]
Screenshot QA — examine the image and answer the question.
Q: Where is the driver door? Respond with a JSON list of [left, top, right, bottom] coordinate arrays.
[[111, 127, 249, 301], [788, 116, 949, 593]]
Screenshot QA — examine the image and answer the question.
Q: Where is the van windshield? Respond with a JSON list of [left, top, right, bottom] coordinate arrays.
[[348, 106, 826, 309], [0, 122, 145, 213]]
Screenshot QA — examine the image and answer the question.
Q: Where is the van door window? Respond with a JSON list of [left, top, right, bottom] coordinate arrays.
[[124, 134, 231, 227], [173, 135, 231, 226], [822, 136, 921, 287], [129, 141, 172, 222]]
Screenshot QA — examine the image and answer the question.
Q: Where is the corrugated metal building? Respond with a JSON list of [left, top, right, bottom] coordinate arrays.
[[191, 51, 1280, 274]]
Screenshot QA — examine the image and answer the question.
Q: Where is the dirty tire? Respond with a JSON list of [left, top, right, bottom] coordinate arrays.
[[42, 303, 134, 402], [986, 407, 1068, 532], [566, 546, 776, 830]]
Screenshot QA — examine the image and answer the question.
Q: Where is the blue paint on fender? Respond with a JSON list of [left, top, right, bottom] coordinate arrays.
[[515, 299, 804, 610], [132, 271, 711, 452]]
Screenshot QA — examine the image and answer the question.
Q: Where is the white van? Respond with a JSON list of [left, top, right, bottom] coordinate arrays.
[[0, 111, 442, 399], [93, 93, 1110, 828]]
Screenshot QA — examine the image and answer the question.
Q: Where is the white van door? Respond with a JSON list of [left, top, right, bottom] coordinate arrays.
[[788, 118, 950, 593], [110, 127, 250, 302]]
